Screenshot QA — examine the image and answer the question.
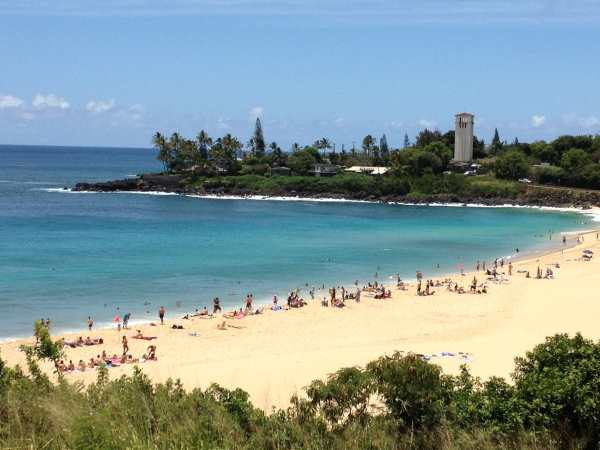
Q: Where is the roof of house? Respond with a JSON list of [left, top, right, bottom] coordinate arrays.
[[345, 166, 390, 175]]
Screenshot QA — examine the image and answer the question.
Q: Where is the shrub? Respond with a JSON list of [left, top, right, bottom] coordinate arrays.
[[513, 333, 600, 445], [366, 353, 453, 430], [495, 150, 529, 180]]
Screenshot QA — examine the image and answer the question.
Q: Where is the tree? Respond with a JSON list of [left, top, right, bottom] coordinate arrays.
[[196, 130, 212, 160], [423, 142, 453, 169], [490, 128, 503, 154], [252, 118, 266, 157], [153, 132, 171, 171], [367, 353, 452, 431], [314, 138, 332, 155], [415, 129, 443, 148], [362, 135, 374, 156], [513, 333, 600, 444], [403, 133, 410, 149], [269, 142, 287, 167], [473, 136, 486, 159], [495, 150, 529, 180], [560, 148, 592, 173], [287, 150, 316, 175], [379, 134, 390, 160], [210, 134, 241, 174]]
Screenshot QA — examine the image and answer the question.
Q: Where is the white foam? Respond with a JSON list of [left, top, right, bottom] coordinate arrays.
[[187, 194, 373, 203], [41, 188, 600, 227], [37, 188, 178, 196]]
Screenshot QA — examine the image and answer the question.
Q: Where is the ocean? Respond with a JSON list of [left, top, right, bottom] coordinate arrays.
[[0, 144, 596, 340]]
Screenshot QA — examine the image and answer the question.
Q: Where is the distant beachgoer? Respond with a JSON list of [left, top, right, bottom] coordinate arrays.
[[87, 316, 93, 331], [122, 336, 129, 354], [158, 306, 165, 325], [113, 314, 121, 331], [562, 236, 567, 245], [123, 313, 131, 329], [213, 298, 222, 314], [508, 262, 513, 276]]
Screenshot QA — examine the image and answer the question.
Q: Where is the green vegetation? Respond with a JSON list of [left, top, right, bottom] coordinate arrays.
[[2, 324, 600, 449], [151, 125, 600, 202]]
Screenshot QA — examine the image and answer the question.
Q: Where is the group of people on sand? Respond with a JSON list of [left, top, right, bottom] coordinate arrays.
[[61, 336, 104, 348], [58, 344, 157, 374]]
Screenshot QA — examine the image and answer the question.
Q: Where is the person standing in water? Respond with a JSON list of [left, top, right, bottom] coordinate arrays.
[[87, 316, 93, 332], [158, 306, 165, 325]]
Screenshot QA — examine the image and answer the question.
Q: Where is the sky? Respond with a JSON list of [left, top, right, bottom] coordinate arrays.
[[1, 0, 599, 149]]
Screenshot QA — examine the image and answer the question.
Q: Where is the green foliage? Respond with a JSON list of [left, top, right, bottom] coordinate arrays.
[[367, 353, 453, 431], [392, 148, 443, 176], [287, 150, 317, 175], [513, 333, 600, 444], [306, 367, 373, 428], [560, 148, 593, 173], [495, 150, 530, 180], [2, 331, 600, 448]]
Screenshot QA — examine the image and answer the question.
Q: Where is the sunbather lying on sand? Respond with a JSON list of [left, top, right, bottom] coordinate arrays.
[[217, 320, 243, 330], [132, 330, 157, 340]]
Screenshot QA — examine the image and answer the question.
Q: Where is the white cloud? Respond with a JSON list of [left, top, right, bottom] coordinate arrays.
[[531, 114, 546, 128], [249, 106, 264, 120], [418, 119, 437, 129], [334, 117, 345, 127], [19, 112, 35, 121], [0, 94, 24, 109], [86, 98, 115, 113], [32, 93, 70, 110]]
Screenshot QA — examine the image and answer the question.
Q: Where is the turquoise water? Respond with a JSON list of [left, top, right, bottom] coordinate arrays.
[[0, 145, 596, 340]]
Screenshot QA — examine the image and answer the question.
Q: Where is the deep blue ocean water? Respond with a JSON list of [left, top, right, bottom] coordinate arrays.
[[0, 144, 596, 339]]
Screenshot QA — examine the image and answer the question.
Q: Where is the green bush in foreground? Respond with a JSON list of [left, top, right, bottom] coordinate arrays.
[[1, 327, 600, 449]]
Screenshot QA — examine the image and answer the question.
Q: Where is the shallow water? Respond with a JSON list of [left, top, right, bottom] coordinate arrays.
[[0, 145, 595, 339]]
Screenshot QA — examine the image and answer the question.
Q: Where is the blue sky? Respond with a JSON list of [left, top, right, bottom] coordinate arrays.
[[1, 0, 599, 149]]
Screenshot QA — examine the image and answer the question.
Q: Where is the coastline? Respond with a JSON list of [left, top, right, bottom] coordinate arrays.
[[42, 186, 600, 221], [1, 229, 599, 411]]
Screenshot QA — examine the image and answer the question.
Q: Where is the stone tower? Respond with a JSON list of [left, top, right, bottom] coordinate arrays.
[[454, 112, 474, 162]]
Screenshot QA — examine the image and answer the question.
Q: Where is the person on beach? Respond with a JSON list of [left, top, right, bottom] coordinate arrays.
[[122, 336, 129, 354], [123, 312, 131, 329], [113, 314, 121, 331], [87, 316, 93, 331], [508, 261, 513, 276], [158, 306, 165, 325], [245, 294, 253, 312], [213, 298, 222, 314]]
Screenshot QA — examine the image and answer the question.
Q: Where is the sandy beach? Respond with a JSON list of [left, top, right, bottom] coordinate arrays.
[[1, 229, 599, 411]]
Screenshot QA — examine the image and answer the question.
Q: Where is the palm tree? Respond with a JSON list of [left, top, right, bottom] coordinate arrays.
[[153, 132, 171, 172], [196, 130, 212, 160]]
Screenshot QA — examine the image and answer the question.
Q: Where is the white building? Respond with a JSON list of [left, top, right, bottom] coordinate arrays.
[[345, 166, 390, 175], [453, 112, 474, 162]]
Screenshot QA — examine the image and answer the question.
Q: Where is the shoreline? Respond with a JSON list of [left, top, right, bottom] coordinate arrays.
[[2, 197, 599, 344], [1, 212, 596, 344], [41, 186, 600, 221], [1, 230, 599, 411]]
